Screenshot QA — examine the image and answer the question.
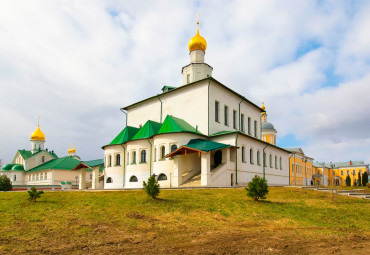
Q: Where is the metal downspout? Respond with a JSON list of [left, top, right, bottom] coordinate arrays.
[[147, 139, 152, 176], [262, 144, 269, 179], [208, 80, 211, 136], [120, 144, 126, 187], [238, 99, 244, 131], [156, 95, 163, 123], [120, 108, 127, 127], [235, 133, 239, 185]]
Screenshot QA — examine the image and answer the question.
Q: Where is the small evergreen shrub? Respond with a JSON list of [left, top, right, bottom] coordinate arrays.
[[245, 176, 269, 201], [345, 175, 351, 187], [362, 172, 368, 187], [357, 172, 362, 186], [143, 175, 160, 199], [0, 175, 12, 191], [28, 187, 44, 202]]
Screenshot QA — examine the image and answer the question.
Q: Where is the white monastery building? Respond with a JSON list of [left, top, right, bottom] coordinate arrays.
[[102, 20, 291, 189]]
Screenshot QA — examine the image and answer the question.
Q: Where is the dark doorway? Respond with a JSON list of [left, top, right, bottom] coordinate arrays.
[[214, 150, 222, 168]]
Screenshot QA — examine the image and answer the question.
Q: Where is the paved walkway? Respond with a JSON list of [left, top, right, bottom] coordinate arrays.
[[290, 186, 370, 200]]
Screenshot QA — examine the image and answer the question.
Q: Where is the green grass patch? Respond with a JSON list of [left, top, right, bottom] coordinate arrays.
[[0, 187, 369, 254]]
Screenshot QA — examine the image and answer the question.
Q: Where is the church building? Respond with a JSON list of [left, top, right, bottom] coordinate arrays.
[[1, 120, 104, 189], [102, 20, 291, 189]]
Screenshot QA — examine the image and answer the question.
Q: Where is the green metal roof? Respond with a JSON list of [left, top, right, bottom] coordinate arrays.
[[27, 156, 80, 172], [17, 149, 58, 160], [109, 126, 140, 145], [83, 159, 104, 167], [185, 139, 232, 152], [158, 115, 201, 135], [161, 86, 177, 93], [11, 165, 25, 171], [18, 150, 33, 160], [2, 164, 15, 171], [132, 120, 162, 140]]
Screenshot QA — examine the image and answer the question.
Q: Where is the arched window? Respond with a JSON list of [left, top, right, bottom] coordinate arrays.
[[108, 155, 112, 167], [29, 175, 31, 181], [263, 152, 267, 167], [154, 147, 157, 162], [269, 154, 272, 168], [45, 172, 47, 179], [116, 154, 121, 166], [161, 146, 166, 159], [36, 174, 39, 181], [275, 156, 277, 169], [171, 144, 178, 153], [158, 173, 167, 181], [242, 146, 246, 163], [141, 150, 147, 163], [42, 156, 45, 163], [250, 149, 254, 164], [40, 173, 43, 180], [106, 177, 113, 183], [13, 175, 16, 181], [129, 175, 138, 182], [257, 151, 260, 165]]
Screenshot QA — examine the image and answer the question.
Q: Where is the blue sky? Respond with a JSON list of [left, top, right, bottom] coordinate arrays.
[[1, 0, 370, 165]]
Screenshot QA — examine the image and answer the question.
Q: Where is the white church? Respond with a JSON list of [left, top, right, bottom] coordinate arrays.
[[102, 20, 291, 189]]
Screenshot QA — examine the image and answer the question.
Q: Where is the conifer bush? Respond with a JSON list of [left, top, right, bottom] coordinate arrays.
[[345, 175, 351, 187], [0, 175, 12, 191], [143, 175, 160, 199], [362, 172, 368, 187], [245, 176, 269, 201], [357, 173, 362, 186], [28, 187, 44, 202]]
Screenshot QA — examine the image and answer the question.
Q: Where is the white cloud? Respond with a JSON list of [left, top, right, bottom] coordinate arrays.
[[0, 0, 370, 166]]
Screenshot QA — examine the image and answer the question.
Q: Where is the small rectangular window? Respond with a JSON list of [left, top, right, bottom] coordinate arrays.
[[215, 101, 219, 122], [254, 120, 257, 138], [248, 117, 251, 135], [224, 105, 229, 126], [353, 170, 355, 175], [233, 110, 237, 129], [187, 74, 190, 84], [241, 114, 245, 132]]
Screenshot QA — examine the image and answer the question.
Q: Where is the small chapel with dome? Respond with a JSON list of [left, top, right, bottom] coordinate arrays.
[[1, 119, 103, 189]]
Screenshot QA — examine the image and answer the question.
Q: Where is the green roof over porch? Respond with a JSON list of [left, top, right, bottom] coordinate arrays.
[[164, 139, 233, 158]]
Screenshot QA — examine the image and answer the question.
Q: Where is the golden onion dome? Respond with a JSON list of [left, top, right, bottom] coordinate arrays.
[[188, 21, 207, 52], [31, 125, 45, 141]]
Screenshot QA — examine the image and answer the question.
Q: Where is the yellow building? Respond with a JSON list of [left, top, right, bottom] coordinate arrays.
[[261, 103, 315, 186], [313, 161, 369, 186], [284, 148, 314, 186]]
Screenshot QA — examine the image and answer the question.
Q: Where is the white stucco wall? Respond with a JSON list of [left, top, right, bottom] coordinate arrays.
[[209, 81, 262, 137]]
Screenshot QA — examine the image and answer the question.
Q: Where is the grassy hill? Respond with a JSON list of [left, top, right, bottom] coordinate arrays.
[[0, 187, 369, 254]]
